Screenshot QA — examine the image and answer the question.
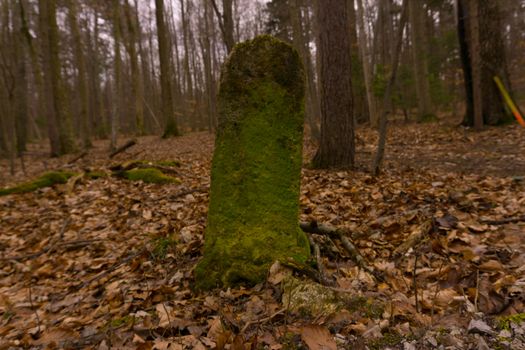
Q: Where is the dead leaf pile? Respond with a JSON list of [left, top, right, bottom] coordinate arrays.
[[0, 124, 524, 349]]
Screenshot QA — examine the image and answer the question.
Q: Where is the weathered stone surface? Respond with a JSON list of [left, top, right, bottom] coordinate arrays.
[[194, 35, 309, 290]]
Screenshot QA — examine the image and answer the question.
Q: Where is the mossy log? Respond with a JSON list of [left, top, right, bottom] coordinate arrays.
[[121, 168, 180, 184], [194, 35, 310, 290], [0, 171, 76, 196]]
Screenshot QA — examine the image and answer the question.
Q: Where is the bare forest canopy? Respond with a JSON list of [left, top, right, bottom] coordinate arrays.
[[0, 0, 524, 160]]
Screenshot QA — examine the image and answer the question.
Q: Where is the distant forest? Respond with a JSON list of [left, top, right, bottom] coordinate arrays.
[[0, 0, 523, 159]]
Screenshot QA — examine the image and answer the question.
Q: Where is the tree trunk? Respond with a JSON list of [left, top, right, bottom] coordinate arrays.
[[458, 0, 513, 126], [356, 0, 377, 127], [13, 0, 28, 155], [124, 0, 144, 135], [211, 0, 235, 53], [38, 0, 62, 156], [155, 0, 179, 137], [201, 0, 217, 131], [312, 0, 354, 169], [67, 0, 91, 148], [289, 0, 320, 141], [110, 0, 122, 151], [468, 0, 482, 130], [408, 0, 434, 121]]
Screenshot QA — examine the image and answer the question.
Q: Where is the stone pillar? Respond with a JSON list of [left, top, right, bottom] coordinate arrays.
[[195, 35, 309, 290]]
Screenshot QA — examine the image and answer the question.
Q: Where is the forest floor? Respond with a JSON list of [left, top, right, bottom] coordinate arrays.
[[0, 122, 524, 349]]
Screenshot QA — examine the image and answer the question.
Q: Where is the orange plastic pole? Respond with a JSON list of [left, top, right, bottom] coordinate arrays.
[[494, 76, 525, 127]]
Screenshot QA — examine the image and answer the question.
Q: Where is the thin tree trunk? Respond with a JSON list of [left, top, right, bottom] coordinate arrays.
[[156, 0, 179, 137], [373, 0, 408, 175], [408, 0, 433, 120], [468, 0, 482, 130], [356, 0, 378, 127], [13, 0, 28, 155], [110, 0, 122, 151], [67, 0, 91, 148], [124, 0, 144, 135], [290, 0, 320, 141]]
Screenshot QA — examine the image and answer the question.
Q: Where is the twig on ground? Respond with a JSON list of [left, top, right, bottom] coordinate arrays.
[[168, 186, 209, 200], [393, 220, 432, 257], [109, 139, 137, 158], [474, 268, 480, 313], [241, 308, 286, 334], [300, 220, 382, 281], [1, 238, 102, 262], [481, 216, 525, 225], [74, 248, 147, 291], [280, 258, 329, 286], [413, 253, 419, 313], [306, 234, 334, 286], [28, 283, 41, 336], [68, 151, 88, 164]]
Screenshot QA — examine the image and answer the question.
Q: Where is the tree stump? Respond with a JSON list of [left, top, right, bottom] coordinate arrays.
[[195, 35, 309, 290]]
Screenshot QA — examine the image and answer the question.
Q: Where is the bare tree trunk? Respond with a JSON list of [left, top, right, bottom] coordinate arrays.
[[373, 0, 408, 175], [111, 0, 122, 151], [200, 0, 217, 131], [156, 0, 179, 137], [290, 0, 320, 141], [67, 0, 91, 148], [468, 0, 482, 130], [408, 0, 434, 121], [356, 0, 378, 127], [13, 0, 28, 155], [123, 0, 144, 135], [210, 0, 235, 53], [312, 0, 355, 169], [458, 0, 513, 126]]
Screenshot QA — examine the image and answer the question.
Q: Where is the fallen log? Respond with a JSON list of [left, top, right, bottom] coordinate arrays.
[[109, 139, 137, 158]]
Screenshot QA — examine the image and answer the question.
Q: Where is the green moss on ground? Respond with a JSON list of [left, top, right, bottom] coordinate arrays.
[[85, 170, 108, 179], [368, 331, 404, 350], [0, 171, 76, 196], [151, 235, 178, 260], [194, 35, 309, 290], [496, 313, 525, 330], [122, 168, 180, 184], [344, 296, 384, 319], [419, 113, 439, 123]]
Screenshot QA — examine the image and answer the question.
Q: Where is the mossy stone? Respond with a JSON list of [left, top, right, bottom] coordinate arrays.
[[123, 168, 180, 184], [194, 35, 309, 290], [0, 171, 76, 196]]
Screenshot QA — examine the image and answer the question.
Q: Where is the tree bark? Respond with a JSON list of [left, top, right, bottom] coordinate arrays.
[[155, 0, 180, 137], [408, 0, 434, 121], [67, 0, 91, 148], [356, 0, 377, 127], [13, 0, 28, 155], [39, 0, 74, 156], [289, 0, 320, 141], [123, 0, 144, 135], [312, 0, 354, 169], [457, 0, 513, 126], [110, 0, 122, 151]]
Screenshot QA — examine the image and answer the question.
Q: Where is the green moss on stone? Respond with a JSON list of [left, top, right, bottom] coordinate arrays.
[[194, 35, 309, 290], [0, 171, 76, 196], [122, 168, 180, 184]]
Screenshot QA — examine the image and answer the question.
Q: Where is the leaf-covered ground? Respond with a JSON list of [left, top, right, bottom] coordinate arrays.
[[0, 123, 524, 349]]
